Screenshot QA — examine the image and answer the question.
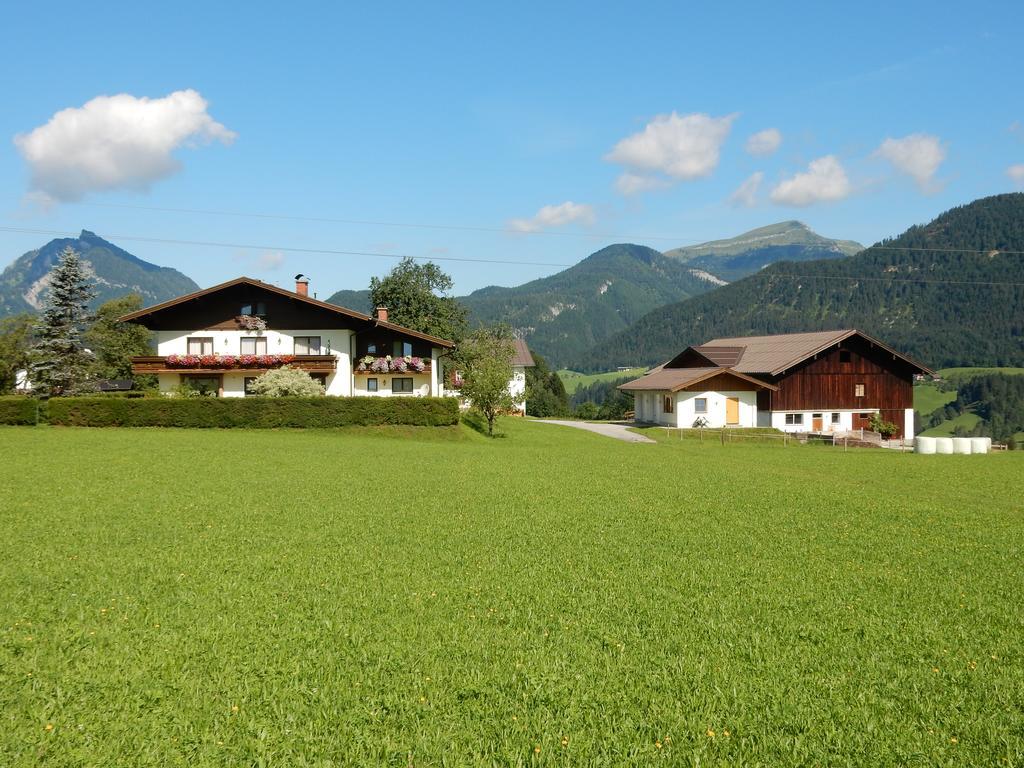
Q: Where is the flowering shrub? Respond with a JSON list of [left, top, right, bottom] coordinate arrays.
[[237, 315, 267, 331], [356, 355, 428, 373], [165, 354, 296, 369]]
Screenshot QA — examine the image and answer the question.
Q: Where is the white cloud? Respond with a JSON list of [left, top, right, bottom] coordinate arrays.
[[614, 172, 671, 196], [770, 155, 852, 206], [14, 89, 236, 203], [508, 201, 595, 233], [745, 128, 782, 157], [605, 112, 735, 188], [257, 251, 285, 270], [730, 171, 764, 207], [874, 133, 946, 192], [1006, 164, 1024, 186]]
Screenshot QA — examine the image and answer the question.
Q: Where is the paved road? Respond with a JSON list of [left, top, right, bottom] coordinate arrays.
[[531, 419, 656, 443]]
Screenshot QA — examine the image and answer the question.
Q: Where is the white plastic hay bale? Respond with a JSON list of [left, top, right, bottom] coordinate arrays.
[[970, 437, 990, 454], [915, 436, 936, 454], [952, 437, 972, 454], [935, 438, 954, 454]]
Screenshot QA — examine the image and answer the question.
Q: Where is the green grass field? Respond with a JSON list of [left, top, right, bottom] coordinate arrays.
[[2, 422, 1023, 766], [556, 367, 647, 392], [914, 381, 957, 417], [938, 366, 1024, 382]]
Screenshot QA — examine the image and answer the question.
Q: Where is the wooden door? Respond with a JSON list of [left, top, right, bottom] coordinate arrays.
[[812, 413, 823, 431], [725, 397, 740, 425]]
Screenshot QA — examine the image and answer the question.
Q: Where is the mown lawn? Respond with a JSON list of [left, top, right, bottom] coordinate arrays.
[[1, 421, 1022, 766]]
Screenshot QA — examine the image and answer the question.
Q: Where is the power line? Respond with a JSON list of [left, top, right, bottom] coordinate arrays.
[[53, 200, 687, 243], [0, 225, 1021, 288], [0, 226, 577, 268]]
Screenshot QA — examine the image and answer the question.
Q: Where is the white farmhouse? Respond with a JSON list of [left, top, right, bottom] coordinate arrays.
[[119, 276, 454, 398]]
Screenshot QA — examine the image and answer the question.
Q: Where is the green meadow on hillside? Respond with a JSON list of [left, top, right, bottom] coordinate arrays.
[[1, 422, 1022, 766], [557, 367, 646, 392]]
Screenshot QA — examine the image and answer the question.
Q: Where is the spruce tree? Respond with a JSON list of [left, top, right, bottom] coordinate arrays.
[[30, 246, 96, 396]]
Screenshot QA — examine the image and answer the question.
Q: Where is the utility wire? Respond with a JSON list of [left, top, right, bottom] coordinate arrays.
[[0, 225, 1022, 287]]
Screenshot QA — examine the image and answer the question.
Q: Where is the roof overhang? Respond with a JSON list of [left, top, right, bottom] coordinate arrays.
[[769, 329, 933, 376], [117, 276, 455, 348]]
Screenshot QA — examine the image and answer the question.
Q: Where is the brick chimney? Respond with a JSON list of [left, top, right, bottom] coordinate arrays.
[[374, 306, 389, 322], [295, 274, 309, 296]]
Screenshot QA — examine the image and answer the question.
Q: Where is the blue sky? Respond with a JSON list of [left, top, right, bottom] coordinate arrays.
[[2, 0, 1023, 297]]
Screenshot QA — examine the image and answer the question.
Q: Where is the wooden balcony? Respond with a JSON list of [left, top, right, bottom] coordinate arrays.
[[131, 355, 338, 374], [353, 365, 431, 375]]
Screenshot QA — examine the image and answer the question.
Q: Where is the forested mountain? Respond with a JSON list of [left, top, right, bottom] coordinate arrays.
[[576, 194, 1024, 372], [325, 288, 372, 313], [663, 221, 862, 281], [325, 243, 722, 366], [0, 230, 199, 319], [459, 244, 720, 366]]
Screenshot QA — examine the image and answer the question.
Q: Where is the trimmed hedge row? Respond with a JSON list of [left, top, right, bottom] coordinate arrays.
[[0, 397, 41, 425], [44, 396, 460, 428]]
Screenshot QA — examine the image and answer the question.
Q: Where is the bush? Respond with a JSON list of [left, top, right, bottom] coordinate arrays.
[[0, 396, 41, 425], [249, 366, 325, 397], [45, 396, 460, 428]]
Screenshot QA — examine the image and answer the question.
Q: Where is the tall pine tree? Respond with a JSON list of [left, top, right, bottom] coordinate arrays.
[[30, 246, 96, 396]]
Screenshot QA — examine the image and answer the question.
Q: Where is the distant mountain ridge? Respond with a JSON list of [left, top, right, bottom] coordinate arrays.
[[663, 221, 863, 282], [327, 243, 723, 366], [0, 230, 199, 318], [577, 194, 1024, 372]]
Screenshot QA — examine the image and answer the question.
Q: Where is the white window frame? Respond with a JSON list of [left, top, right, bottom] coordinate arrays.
[[186, 337, 214, 355], [785, 413, 804, 426], [694, 397, 708, 414], [294, 336, 322, 355], [392, 377, 414, 394], [240, 337, 268, 355]]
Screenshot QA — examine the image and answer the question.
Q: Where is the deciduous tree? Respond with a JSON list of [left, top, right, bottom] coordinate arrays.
[[0, 314, 35, 393], [85, 294, 154, 381], [460, 325, 516, 436]]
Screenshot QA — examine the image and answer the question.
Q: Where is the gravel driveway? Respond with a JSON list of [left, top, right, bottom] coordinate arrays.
[[531, 419, 655, 443]]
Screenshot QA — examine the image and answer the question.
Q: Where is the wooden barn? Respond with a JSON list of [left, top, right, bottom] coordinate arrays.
[[619, 329, 931, 439]]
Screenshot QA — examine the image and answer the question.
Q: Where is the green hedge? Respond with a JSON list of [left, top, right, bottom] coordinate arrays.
[[0, 396, 41, 425], [45, 396, 460, 428]]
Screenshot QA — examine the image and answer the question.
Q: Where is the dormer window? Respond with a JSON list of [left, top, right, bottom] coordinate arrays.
[[241, 302, 267, 317]]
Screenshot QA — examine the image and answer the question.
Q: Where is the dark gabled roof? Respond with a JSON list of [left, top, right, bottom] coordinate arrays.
[[698, 329, 932, 375], [617, 366, 777, 393], [117, 276, 455, 348], [512, 339, 535, 367]]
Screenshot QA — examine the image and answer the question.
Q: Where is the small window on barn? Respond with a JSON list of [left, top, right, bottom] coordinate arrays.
[[839, 350, 851, 363], [785, 413, 804, 425], [855, 383, 865, 397], [694, 397, 708, 413], [832, 412, 841, 424], [663, 395, 673, 413]]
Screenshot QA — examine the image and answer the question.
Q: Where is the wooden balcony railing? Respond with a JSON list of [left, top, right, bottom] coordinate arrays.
[[131, 355, 338, 374]]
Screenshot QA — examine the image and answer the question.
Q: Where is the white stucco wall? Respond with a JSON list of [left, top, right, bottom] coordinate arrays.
[[352, 373, 432, 397], [156, 328, 352, 394], [770, 409, 872, 433], [904, 408, 914, 438], [509, 366, 527, 413], [633, 389, 757, 428]]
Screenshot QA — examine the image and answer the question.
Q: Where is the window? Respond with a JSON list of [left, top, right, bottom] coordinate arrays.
[[785, 413, 804, 425], [367, 343, 377, 354], [832, 412, 841, 424], [392, 377, 414, 393], [240, 337, 268, 355], [244, 377, 258, 396], [310, 373, 328, 389], [241, 302, 266, 317], [393, 340, 413, 357], [663, 395, 673, 413], [294, 336, 321, 355], [182, 375, 220, 397], [694, 397, 708, 413], [367, 377, 378, 392], [186, 337, 214, 355], [855, 383, 865, 397], [839, 350, 851, 363]]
